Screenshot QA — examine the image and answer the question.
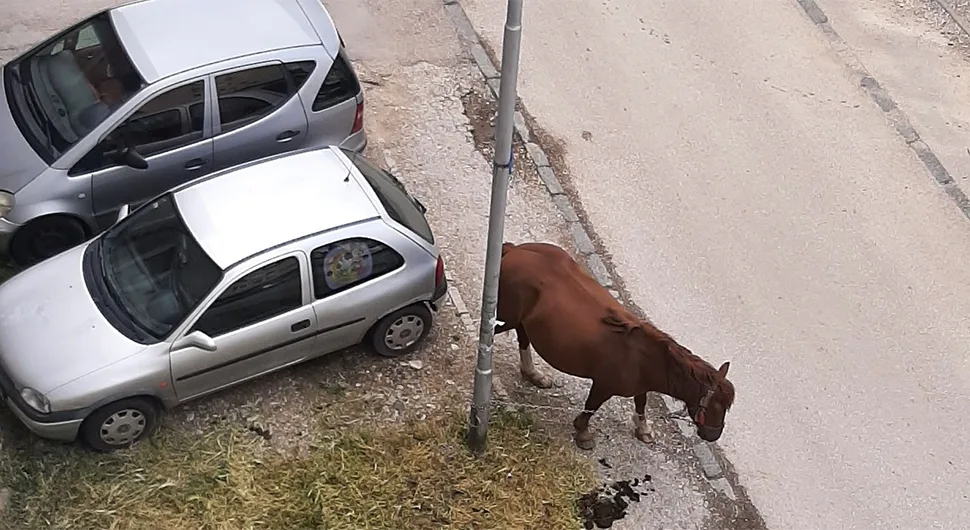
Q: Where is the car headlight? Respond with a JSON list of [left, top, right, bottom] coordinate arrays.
[[20, 387, 50, 414], [0, 191, 14, 218]]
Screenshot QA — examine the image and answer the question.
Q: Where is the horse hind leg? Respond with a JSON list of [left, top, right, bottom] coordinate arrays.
[[573, 383, 611, 450], [515, 325, 554, 389], [633, 392, 654, 444]]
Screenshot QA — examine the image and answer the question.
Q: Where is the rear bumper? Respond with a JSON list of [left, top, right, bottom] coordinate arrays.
[[340, 128, 368, 153], [430, 274, 448, 311]]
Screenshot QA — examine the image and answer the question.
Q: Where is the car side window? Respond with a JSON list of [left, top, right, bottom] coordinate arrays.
[[312, 51, 360, 112], [71, 80, 206, 174], [310, 238, 405, 299], [215, 64, 290, 133], [191, 256, 303, 338]]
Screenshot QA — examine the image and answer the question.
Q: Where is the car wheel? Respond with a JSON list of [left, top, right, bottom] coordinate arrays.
[[10, 215, 88, 267], [370, 303, 433, 357], [79, 397, 160, 453]]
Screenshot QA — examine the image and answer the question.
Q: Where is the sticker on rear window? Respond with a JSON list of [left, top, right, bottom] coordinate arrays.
[[322, 240, 374, 290]]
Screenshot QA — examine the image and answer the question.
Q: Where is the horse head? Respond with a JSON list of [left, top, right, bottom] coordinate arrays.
[[686, 361, 735, 442], [602, 309, 736, 442]]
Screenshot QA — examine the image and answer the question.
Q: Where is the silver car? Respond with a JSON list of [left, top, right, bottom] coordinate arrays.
[[0, 0, 368, 267], [0, 145, 448, 452]]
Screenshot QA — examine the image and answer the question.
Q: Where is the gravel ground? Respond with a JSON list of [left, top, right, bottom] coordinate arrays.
[[892, 0, 970, 53]]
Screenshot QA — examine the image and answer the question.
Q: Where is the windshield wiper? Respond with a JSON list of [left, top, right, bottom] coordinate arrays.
[[15, 64, 54, 153], [96, 239, 152, 342]]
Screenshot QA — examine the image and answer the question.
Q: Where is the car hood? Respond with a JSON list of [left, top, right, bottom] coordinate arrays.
[[0, 243, 146, 394], [0, 67, 49, 193]]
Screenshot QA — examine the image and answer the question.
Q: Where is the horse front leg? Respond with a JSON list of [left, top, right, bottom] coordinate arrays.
[[573, 383, 611, 450], [633, 392, 654, 443], [515, 325, 553, 389]]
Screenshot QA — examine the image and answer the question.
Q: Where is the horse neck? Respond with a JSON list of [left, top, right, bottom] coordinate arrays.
[[655, 340, 715, 406]]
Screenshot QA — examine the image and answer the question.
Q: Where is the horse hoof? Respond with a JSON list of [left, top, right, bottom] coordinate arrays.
[[574, 433, 596, 451], [522, 370, 554, 389]]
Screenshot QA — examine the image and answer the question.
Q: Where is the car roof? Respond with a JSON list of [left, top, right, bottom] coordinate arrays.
[[109, 0, 335, 83], [173, 147, 382, 270]]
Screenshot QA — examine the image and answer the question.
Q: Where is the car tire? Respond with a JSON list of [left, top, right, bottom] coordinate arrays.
[[10, 215, 88, 268], [79, 397, 160, 453], [370, 303, 433, 358]]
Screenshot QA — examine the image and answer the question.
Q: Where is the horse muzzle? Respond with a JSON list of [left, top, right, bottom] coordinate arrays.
[[696, 424, 723, 442]]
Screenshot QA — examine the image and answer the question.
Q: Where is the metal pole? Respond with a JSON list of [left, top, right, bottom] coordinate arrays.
[[467, 0, 524, 455]]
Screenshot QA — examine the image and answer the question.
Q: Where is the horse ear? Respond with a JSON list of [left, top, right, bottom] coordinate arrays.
[[718, 361, 730, 378]]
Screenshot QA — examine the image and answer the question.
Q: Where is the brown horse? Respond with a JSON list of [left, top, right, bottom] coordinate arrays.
[[495, 241, 735, 449]]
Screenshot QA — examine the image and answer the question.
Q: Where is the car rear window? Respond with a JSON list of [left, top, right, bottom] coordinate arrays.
[[344, 149, 435, 245]]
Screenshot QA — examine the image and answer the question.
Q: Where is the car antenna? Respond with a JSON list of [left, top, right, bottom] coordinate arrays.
[[344, 171, 350, 183]]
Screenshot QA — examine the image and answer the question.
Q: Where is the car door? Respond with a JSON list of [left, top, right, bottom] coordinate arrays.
[[307, 235, 410, 356], [210, 62, 310, 172], [72, 78, 214, 230], [169, 252, 317, 402]]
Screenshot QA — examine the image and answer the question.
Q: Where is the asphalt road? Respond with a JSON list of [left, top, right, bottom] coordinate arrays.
[[459, 0, 970, 528]]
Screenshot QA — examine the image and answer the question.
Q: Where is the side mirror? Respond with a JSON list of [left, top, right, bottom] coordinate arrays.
[[107, 146, 148, 170], [115, 204, 130, 224], [171, 330, 217, 353]]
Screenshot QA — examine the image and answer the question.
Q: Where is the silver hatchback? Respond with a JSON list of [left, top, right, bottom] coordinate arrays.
[[0, 0, 368, 267], [0, 145, 448, 452]]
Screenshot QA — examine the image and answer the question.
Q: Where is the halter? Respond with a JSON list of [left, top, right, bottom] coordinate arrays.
[[694, 388, 717, 427]]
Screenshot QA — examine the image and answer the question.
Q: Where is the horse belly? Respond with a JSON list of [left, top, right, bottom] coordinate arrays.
[[523, 323, 596, 379]]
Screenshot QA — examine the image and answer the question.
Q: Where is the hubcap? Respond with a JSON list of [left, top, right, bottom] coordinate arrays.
[[384, 314, 426, 351], [99, 408, 147, 446]]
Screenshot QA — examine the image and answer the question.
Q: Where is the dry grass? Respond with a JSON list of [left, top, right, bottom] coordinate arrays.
[[0, 405, 596, 530]]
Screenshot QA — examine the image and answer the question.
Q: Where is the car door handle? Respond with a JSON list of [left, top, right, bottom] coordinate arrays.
[[290, 319, 311, 332], [184, 158, 207, 170], [276, 130, 300, 143]]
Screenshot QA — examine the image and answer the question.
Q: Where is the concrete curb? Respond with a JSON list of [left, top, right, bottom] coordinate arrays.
[[443, 278, 510, 400], [796, 0, 970, 221], [440, 0, 741, 502]]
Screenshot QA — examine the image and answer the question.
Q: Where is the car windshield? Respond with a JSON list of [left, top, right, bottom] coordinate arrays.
[[98, 195, 223, 340], [3, 11, 145, 163]]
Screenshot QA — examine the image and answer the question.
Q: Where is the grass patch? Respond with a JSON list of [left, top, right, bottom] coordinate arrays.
[[0, 407, 596, 530]]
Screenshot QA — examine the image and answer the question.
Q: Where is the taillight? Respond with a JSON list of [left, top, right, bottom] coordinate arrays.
[[435, 255, 445, 289], [351, 100, 364, 134]]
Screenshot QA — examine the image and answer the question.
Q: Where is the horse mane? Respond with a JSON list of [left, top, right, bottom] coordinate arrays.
[[602, 309, 735, 409]]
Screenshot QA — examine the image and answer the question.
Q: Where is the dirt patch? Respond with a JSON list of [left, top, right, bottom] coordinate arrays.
[[460, 88, 495, 152], [458, 83, 545, 196]]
